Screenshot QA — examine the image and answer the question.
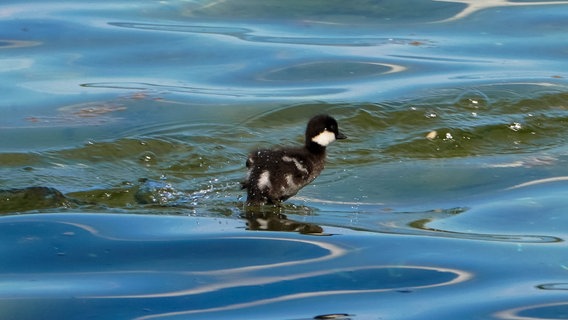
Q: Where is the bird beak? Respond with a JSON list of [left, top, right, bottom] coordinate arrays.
[[336, 131, 347, 140]]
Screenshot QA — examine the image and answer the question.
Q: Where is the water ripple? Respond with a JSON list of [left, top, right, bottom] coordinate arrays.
[[0, 214, 473, 319], [81, 81, 345, 98], [260, 61, 405, 82], [434, 0, 568, 22], [0, 39, 41, 49], [108, 22, 430, 47], [133, 265, 470, 320], [496, 301, 568, 319], [411, 223, 562, 244]]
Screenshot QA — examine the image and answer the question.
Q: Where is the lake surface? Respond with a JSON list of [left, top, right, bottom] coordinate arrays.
[[2, 0, 568, 319]]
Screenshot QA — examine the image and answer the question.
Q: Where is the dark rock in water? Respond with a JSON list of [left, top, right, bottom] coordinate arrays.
[[0, 187, 74, 214]]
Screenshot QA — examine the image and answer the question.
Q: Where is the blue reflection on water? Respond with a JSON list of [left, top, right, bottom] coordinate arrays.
[[0, 214, 472, 320], [2, 0, 568, 319]]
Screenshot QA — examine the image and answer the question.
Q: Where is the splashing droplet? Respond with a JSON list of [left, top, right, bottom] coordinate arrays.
[[138, 151, 158, 165], [455, 89, 489, 109], [424, 111, 437, 119], [509, 122, 522, 131]]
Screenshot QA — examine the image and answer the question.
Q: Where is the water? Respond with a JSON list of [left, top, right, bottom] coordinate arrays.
[[2, 0, 568, 319]]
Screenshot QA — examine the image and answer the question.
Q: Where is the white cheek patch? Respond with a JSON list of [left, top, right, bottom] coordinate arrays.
[[311, 130, 336, 146], [257, 170, 272, 190]]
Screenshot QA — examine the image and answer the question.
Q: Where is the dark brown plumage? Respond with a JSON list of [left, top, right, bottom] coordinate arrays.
[[242, 114, 346, 205]]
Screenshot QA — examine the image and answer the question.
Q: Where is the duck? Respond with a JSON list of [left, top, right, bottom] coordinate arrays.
[[242, 114, 347, 205]]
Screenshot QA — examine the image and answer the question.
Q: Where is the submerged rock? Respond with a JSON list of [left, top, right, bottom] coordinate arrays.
[[0, 186, 75, 214]]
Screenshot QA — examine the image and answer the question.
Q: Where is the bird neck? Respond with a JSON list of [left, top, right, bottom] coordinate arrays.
[[306, 141, 327, 154]]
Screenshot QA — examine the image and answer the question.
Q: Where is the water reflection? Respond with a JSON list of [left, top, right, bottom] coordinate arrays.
[[2, 0, 568, 318], [242, 209, 324, 234], [313, 314, 352, 320], [0, 214, 473, 319], [81, 81, 346, 98], [134, 264, 470, 320], [109, 22, 429, 48], [0, 58, 33, 72], [410, 217, 562, 243], [496, 301, 568, 319], [537, 283, 568, 291], [0, 174, 565, 244], [506, 176, 568, 190], [260, 61, 405, 82], [434, 0, 568, 22]]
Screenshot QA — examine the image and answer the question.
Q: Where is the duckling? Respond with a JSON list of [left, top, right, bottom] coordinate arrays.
[[242, 114, 346, 205]]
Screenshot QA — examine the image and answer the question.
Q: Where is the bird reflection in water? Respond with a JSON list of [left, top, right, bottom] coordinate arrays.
[[241, 206, 324, 234]]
